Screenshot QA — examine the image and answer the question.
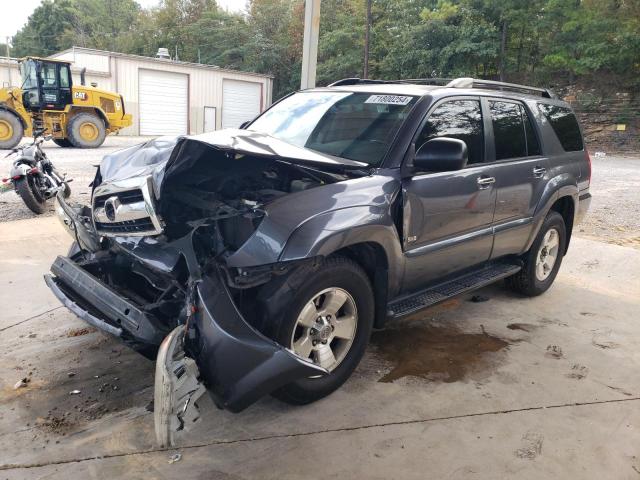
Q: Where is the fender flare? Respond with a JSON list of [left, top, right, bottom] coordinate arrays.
[[279, 205, 405, 298], [9, 162, 32, 179], [0, 104, 28, 130], [524, 174, 578, 252], [69, 106, 110, 128]]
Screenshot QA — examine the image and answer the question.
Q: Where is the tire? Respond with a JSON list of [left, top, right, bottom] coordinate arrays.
[[67, 113, 106, 148], [0, 110, 24, 150], [267, 256, 374, 405], [53, 138, 73, 148], [505, 210, 566, 296], [15, 176, 47, 214]]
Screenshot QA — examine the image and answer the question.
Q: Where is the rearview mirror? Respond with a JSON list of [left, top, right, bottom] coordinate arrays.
[[413, 137, 468, 172]]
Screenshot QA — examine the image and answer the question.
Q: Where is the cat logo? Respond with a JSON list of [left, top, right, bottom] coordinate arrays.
[[73, 91, 88, 101]]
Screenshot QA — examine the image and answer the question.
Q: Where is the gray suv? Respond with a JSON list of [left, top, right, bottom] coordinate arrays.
[[46, 77, 591, 445]]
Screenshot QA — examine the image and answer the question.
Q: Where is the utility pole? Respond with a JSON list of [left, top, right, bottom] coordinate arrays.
[[300, 0, 321, 89], [363, 0, 371, 79]]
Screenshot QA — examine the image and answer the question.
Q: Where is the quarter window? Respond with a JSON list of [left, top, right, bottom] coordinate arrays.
[[538, 104, 583, 151], [417, 100, 484, 164]]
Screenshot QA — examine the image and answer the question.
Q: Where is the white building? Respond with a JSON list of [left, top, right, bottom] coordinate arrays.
[[1, 46, 274, 136]]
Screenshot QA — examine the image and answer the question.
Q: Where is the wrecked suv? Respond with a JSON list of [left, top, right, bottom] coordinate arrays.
[[45, 77, 591, 445]]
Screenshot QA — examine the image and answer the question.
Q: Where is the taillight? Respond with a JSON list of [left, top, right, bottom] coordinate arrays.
[[585, 150, 592, 186], [28, 167, 39, 175]]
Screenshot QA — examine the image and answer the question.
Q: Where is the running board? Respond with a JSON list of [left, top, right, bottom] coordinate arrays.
[[387, 261, 521, 318]]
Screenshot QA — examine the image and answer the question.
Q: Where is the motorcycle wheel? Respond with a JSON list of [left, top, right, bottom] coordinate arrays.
[[15, 176, 47, 214]]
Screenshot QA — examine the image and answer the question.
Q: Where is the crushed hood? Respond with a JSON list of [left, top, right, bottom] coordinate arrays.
[[97, 129, 368, 191]]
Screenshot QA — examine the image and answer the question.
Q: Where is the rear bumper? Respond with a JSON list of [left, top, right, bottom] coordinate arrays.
[[45, 254, 325, 412], [576, 191, 592, 224]]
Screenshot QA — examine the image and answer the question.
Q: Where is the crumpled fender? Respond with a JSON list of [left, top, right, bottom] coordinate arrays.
[[187, 267, 327, 412]]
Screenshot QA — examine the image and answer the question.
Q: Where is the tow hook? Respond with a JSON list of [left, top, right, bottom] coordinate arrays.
[[154, 326, 206, 447]]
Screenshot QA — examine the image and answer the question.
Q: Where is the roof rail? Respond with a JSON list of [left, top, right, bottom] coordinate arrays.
[[447, 77, 555, 98], [328, 78, 397, 87]]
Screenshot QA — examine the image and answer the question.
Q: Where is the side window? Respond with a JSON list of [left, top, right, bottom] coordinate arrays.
[[522, 105, 541, 156], [59, 65, 71, 88], [417, 99, 484, 165], [489, 101, 526, 160], [538, 104, 583, 151]]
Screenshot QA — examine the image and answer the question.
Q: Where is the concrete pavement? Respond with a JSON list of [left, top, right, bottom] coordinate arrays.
[[0, 216, 639, 479]]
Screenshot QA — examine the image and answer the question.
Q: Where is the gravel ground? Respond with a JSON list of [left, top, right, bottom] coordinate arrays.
[[575, 155, 640, 248], [0, 136, 153, 223], [1, 139, 638, 248]]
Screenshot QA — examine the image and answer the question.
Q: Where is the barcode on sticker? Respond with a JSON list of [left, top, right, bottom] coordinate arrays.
[[365, 95, 413, 105]]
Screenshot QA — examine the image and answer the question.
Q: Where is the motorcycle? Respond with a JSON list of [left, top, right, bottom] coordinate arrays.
[[2, 130, 71, 214]]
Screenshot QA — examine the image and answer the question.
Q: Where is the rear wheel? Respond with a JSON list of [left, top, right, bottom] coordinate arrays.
[[15, 176, 47, 214], [53, 138, 73, 148], [67, 113, 106, 148], [267, 256, 374, 405], [505, 211, 566, 296], [0, 111, 23, 150]]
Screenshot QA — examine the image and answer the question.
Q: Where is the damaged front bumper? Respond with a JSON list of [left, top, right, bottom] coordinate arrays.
[[46, 195, 326, 444]]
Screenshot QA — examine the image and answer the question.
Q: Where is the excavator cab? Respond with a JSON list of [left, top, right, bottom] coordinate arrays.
[[20, 58, 73, 111]]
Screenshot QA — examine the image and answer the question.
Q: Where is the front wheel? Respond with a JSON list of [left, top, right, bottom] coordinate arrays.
[[67, 113, 106, 148], [505, 210, 566, 296], [268, 256, 374, 405], [15, 176, 47, 214]]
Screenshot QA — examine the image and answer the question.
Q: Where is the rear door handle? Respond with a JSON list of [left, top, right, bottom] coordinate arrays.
[[532, 166, 547, 178], [477, 176, 495, 189]]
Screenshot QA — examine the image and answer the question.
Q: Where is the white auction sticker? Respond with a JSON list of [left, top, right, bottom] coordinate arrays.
[[365, 94, 413, 105]]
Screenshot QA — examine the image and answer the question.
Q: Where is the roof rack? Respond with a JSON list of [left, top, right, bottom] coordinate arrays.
[[327, 76, 556, 98], [446, 77, 555, 98], [328, 78, 397, 87]]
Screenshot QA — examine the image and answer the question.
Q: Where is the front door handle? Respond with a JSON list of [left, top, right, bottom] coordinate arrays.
[[477, 176, 495, 189], [532, 166, 547, 178]]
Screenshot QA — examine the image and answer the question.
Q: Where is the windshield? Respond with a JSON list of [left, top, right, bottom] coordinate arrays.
[[249, 91, 418, 166], [20, 60, 38, 90]]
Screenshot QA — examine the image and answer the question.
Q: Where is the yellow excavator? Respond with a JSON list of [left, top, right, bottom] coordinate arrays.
[[0, 57, 132, 149]]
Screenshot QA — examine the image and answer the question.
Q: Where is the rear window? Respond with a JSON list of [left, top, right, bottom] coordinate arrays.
[[538, 104, 583, 151]]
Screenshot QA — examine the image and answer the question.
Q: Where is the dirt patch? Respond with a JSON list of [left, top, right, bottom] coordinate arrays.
[[515, 431, 544, 460], [371, 323, 510, 383], [545, 345, 564, 359], [566, 364, 588, 380], [37, 415, 73, 435], [507, 323, 538, 333], [65, 327, 96, 337]]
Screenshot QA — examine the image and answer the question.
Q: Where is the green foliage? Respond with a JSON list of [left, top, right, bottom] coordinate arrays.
[[9, 0, 640, 96]]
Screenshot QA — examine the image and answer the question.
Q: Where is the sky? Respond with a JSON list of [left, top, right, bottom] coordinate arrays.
[[0, 0, 247, 40]]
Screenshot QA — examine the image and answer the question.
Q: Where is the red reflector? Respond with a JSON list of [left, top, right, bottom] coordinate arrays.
[[12, 175, 21, 180], [29, 167, 39, 174], [585, 149, 592, 185], [190, 306, 198, 314], [1, 178, 9, 183]]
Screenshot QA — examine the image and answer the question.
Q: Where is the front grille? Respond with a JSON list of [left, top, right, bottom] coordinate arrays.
[[94, 189, 145, 208], [95, 218, 156, 233]]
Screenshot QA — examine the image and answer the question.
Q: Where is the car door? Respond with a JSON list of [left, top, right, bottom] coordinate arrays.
[[483, 98, 548, 258], [401, 97, 497, 293]]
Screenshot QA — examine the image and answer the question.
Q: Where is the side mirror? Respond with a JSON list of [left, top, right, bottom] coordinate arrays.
[[413, 137, 468, 172]]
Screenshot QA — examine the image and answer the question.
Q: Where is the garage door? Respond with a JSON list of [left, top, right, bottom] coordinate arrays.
[[139, 69, 188, 136], [222, 80, 262, 129]]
